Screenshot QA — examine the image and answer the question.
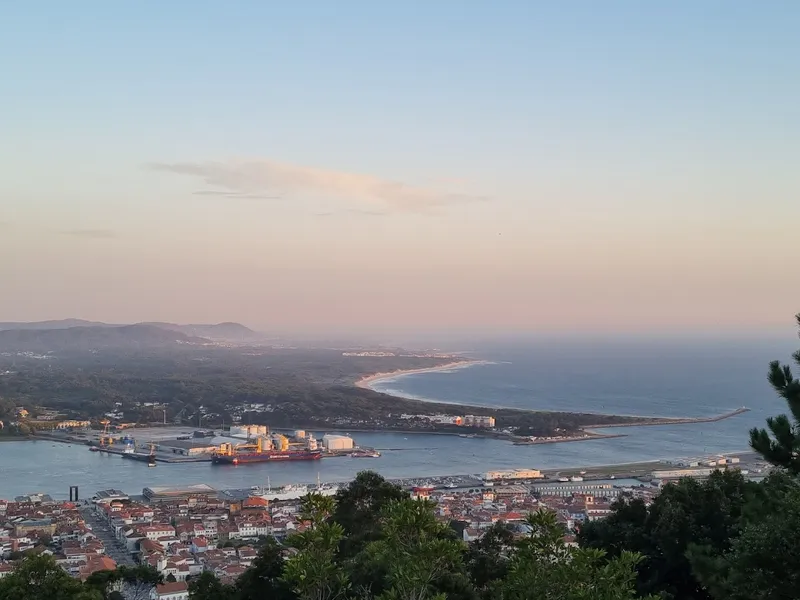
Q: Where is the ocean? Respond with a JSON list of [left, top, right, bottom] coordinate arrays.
[[0, 336, 796, 499], [370, 336, 799, 457]]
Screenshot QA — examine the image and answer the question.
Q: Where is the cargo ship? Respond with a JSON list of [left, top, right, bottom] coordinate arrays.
[[212, 450, 321, 464], [212, 434, 321, 465]]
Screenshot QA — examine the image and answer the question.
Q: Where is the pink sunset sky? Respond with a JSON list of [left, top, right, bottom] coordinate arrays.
[[2, 3, 798, 335]]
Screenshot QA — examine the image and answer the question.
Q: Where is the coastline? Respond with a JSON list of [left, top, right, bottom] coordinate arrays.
[[355, 359, 486, 391]]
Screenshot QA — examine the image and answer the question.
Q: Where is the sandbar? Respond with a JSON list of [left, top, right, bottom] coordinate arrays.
[[355, 359, 486, 391]]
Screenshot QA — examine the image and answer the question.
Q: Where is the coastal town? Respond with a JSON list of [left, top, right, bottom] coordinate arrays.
[[0, 448, 771, 598], [0, 476, 658, 598]]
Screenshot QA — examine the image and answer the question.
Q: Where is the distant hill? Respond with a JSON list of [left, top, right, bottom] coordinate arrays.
[[140, 321, 260, 342], [0, 319, 260, 343], [0, 324, 206, 352], [0, 319, 112, 331]]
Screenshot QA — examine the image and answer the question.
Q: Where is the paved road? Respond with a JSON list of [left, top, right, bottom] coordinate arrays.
[[80, 504, 136, 566]]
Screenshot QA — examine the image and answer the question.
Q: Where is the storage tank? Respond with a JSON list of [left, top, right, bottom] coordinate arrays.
[[271, 434, 289, 451], [249, 425, 268, 437], [294, 430, 307, 440], [322, 434, 354, 451]]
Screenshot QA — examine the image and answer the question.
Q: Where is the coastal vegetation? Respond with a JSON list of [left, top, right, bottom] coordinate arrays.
[[0, 344, 652, 438]]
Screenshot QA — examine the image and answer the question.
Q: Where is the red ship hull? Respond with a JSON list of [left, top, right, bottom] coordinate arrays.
[[212, 450, 322, 465]]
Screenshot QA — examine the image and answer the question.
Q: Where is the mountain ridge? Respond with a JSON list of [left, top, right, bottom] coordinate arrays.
[[0, 323, 207, 352], [0, 320, 261, 351]]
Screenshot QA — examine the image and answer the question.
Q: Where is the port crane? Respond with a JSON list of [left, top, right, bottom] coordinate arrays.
[[99, 419, 113, 446]]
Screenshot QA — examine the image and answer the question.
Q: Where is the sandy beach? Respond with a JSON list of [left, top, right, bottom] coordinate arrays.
[[355, 359, 485, 391]]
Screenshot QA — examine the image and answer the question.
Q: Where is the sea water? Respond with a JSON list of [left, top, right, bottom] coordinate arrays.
[[0, 336, 796, 499]]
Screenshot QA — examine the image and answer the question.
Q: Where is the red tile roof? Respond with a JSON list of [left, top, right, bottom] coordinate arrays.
[[155, 581, 189, 595]]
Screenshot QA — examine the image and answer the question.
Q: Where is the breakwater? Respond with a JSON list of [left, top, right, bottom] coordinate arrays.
[[587, 407, 750, 429]]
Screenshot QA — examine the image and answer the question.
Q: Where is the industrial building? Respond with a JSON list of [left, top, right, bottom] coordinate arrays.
[[492, 485, 529, 499], [13, 518, 56, 537], [322, 434, 354, 451], [651, 468, 718, 479], [143, 484, 217, 503], [483, 469, 542, 481], [531, 482, 620, 498], [93, 489, 129, 504], [155, 439, 219, 456]]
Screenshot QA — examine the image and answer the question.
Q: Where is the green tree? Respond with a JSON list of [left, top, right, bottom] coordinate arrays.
[[750, 313, 800, 473], [84, 569, 118, 598], [116, 565, 162, 600], [688, 474, 800, 600], [332, 471, 409, 558], [282, 493, 349, 600], [578, 470, 757, 600], [236, 537, 296, 600], [495, 510, 653, 600], [464, 520, 516, 594], [346, 497, 474, 600], [0, 554, 102, 600], [0, 397, 15, 419], [188, 571, 237, 600], [85, 565, 161, 600]]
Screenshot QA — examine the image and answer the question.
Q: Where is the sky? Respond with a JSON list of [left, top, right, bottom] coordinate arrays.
[[1, 1, 798, 336]]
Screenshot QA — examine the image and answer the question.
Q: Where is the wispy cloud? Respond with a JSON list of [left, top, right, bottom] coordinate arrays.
[[149, 159, 485, 213], [316, 208, 388, 218], [192, 190, 282, 200], [59, 229, 117, 239]]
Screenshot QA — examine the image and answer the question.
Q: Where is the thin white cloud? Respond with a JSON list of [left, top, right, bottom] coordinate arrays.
[[149, 159, 485, 213], [316, 208, 388, 217]]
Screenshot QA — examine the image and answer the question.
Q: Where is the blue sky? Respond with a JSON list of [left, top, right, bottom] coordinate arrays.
[[1, 2, 798, 333]]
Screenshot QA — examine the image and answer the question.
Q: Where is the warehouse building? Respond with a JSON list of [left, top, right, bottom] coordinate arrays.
[[483, 469, 542, 481], [155, 439, 218, 456], [531, 482, 619, 498], [322, 434, 354, 451], [143, 484, 217, 503]]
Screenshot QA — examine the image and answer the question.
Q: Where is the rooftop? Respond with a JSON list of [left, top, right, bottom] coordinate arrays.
[[143, 484, 217, 499]]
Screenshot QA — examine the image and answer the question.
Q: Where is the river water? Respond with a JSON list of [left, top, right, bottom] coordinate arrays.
[[0, 336, 795, 499]]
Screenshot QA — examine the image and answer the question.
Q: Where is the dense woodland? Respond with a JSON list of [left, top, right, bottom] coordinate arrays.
[[0, 346, 646, 435], [2, 314, 800, 599]]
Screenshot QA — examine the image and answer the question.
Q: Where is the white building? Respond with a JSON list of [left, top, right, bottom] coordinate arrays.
[[652, 468, 718, 479], [463, 415, 496, 428], [140, 525, 176, 540], [322, 434, 354, 451]]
